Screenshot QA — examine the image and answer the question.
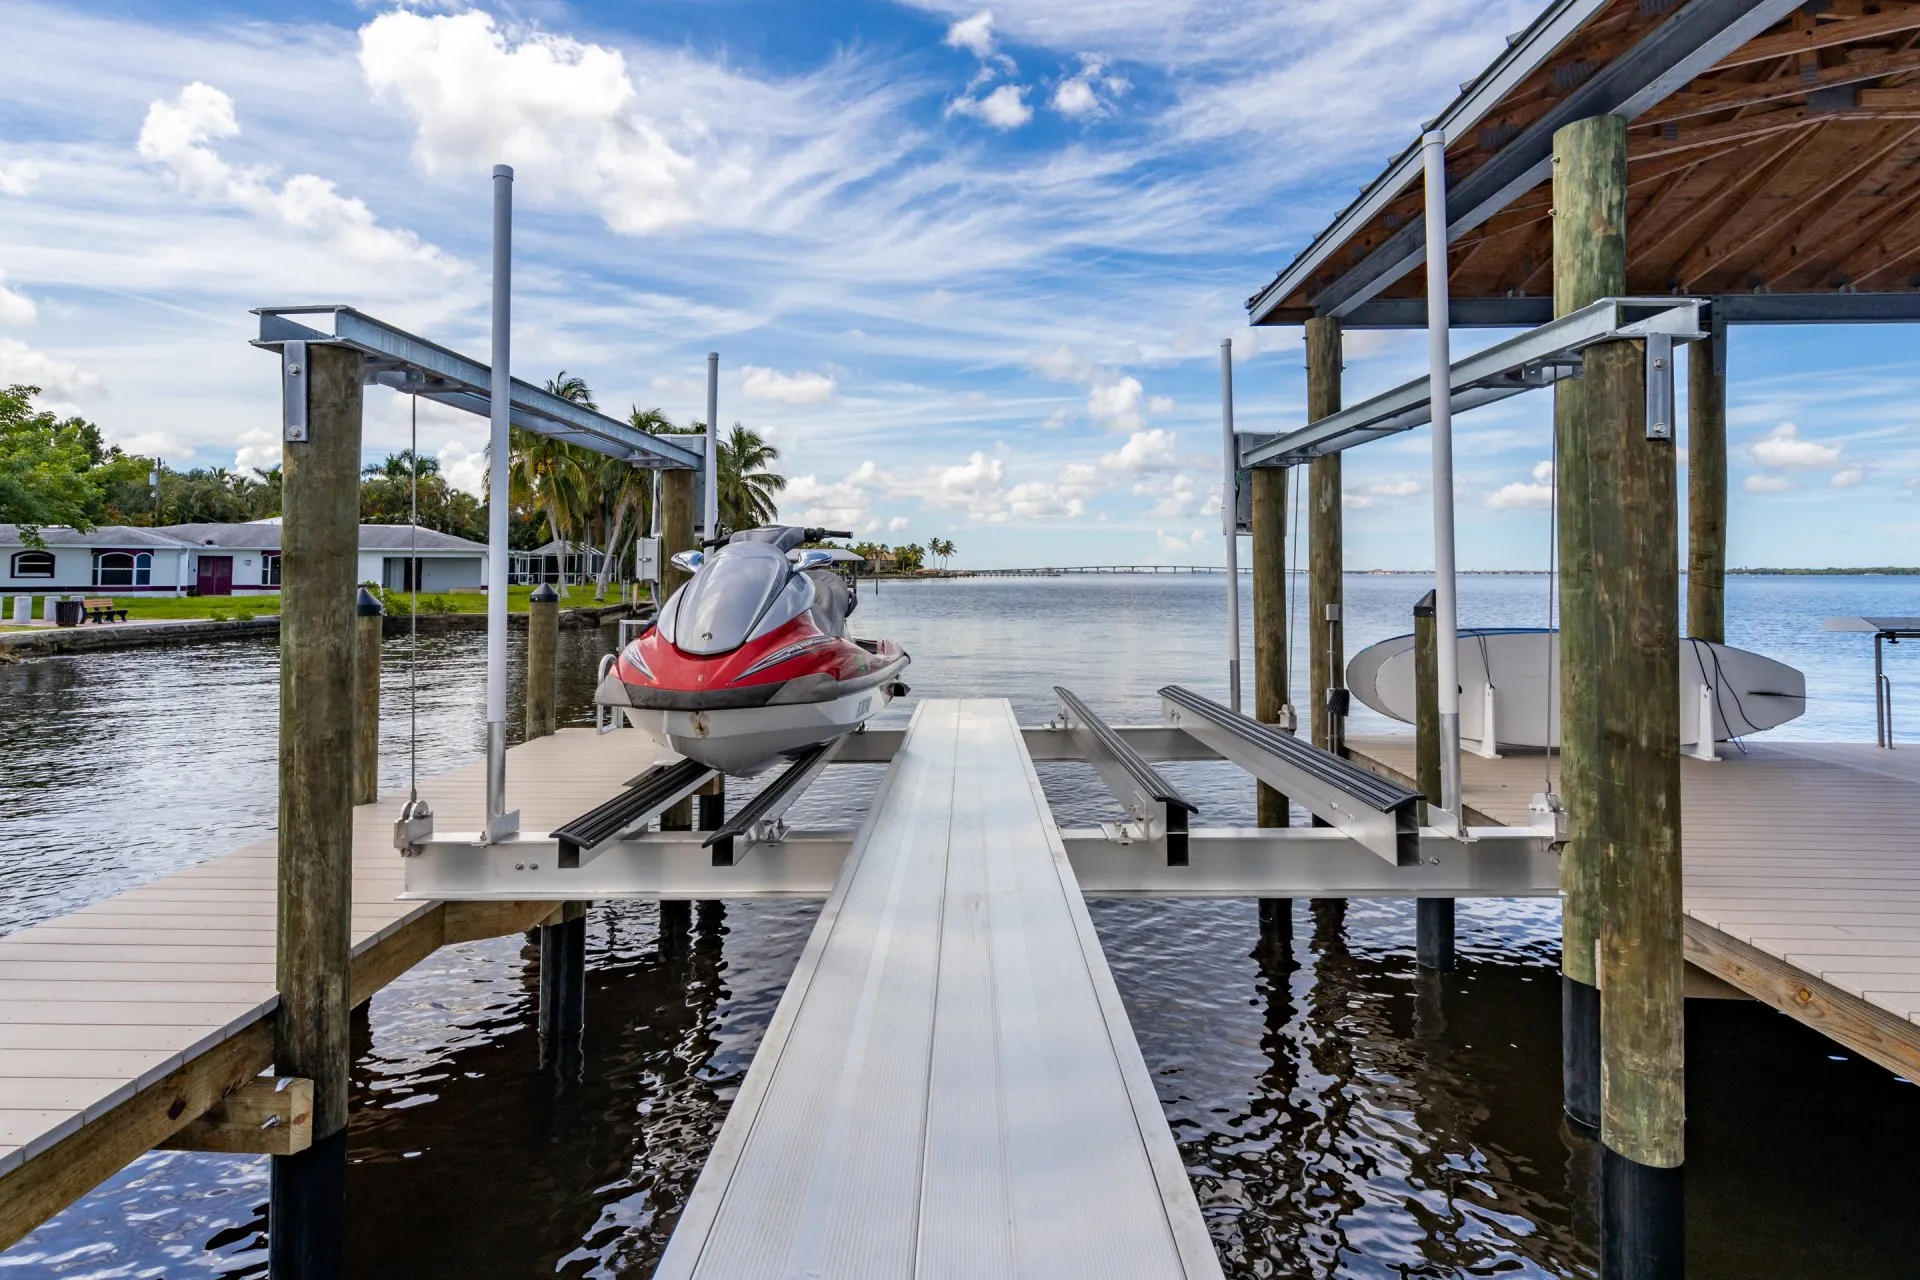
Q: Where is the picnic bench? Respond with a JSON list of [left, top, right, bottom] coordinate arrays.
[[82, 596, 129, 623]]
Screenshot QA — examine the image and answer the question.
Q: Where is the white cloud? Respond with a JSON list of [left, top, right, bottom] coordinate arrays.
[[1147, 394, 1174, 413], [1030, 345, 1094, 382], [887, 515, 910, 533], [0, 161, 40, 198], [231, 424, 280, 476], [1365, 478, 1423, 498], [1751, 422, 1843, 472], [1051, 54, 1129, 120], [0, 273, 36, 327], [1831, 465, 1866, 488], [1040, 407, 1072, 430], [786, 462, 881, 528], [741, 365, 838, 405], [138, 82, 461, 283], [0, 336, 97, 397], [1744, 473, 1794, 494], [1087, 375, 1144, 431], [1530, 459, 1554, 484], [948, 83, 1033, 130], [1343, 494, 1374, 510], [944, 11, 997, 58], [1483, 480, 1553, 511], [1100, 427, 1177, 473], [1138, 471, 1201, 517], [438, 440, 487, 497]]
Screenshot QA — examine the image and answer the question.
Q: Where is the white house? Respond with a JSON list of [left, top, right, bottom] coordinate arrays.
[[1, 521, 488, 598]]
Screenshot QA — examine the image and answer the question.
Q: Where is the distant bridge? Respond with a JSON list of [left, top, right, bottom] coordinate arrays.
[[951, 565, 1239, 577]]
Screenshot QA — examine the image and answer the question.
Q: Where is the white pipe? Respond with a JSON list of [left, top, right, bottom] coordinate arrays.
[[485, 164, 513, 831], [1421, 129, 1463, 828], [1220, 339, 1243, 714], [705, 352, 720, 540]]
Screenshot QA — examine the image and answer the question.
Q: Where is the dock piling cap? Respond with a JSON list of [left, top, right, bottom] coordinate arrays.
[[530, 583, 560, 604], [1414, 589, 1436, 617], [356, 586, 384, 617]]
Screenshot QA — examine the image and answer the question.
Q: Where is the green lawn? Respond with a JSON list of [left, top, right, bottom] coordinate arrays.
[[97, 583, 646, 622]]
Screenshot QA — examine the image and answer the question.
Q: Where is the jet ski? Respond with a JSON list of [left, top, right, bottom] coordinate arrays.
[[595, 525, 910, 775]]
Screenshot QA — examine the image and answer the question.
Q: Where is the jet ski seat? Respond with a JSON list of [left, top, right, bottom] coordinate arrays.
[[805, 568, 853, 636]]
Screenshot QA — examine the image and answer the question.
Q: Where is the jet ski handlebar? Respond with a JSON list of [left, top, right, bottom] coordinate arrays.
[[701, 526, 853, 549]]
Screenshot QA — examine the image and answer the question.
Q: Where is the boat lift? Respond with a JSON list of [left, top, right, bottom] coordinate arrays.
[[397, 683, 1563, 902], [256, 166, 722, 855]]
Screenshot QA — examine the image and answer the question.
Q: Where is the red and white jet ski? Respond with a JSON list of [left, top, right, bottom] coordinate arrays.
[[595, 525, 910, 775]]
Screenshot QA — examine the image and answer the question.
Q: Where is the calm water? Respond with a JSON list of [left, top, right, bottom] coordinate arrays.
[[2, 575, 1918, 1277]]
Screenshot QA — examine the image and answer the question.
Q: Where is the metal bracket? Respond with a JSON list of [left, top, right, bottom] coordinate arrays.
[[282, 341, 308, 442], [1645, 332, 1674, 441]]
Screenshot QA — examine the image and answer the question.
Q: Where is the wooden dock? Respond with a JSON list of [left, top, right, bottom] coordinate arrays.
[[657, 699, 1220, 1278], [1351, 734, 1920, 1082], [0, 729, 660, 1250]]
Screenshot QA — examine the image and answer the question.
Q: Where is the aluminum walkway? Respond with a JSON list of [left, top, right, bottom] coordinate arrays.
[[656, 698, 1221, 1279]]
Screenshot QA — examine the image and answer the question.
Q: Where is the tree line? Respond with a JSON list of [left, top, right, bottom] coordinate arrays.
[[0, 379, 788, 587]]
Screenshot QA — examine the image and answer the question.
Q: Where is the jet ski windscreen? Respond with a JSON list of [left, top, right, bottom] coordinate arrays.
[[673, 543, 795, 655]]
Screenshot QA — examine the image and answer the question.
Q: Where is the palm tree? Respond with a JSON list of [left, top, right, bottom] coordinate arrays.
[[545, 371, 598, 412], [928, 536, 956, 570], [717, 423, 786, 535]]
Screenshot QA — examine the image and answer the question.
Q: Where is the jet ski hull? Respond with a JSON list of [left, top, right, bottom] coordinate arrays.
[[617, 676, 902, 775]]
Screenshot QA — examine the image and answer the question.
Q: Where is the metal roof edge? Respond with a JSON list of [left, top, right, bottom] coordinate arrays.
[[1245, 0, 1616, 326]]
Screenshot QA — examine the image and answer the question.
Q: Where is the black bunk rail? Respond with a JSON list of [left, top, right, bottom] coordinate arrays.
[[553, 757, 716, 868], [703, 740, 837, 867], [1055, 686, 1198, 866], [1158, 684, 1423, 865]]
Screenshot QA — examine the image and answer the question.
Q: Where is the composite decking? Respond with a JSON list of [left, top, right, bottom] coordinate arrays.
[[656, 699, 1221, 1279], [1350, 734, 1920, 1080], [0, 729, 658, 1249]]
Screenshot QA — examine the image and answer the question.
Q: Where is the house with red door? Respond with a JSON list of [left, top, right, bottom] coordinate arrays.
[[2, 520, 487, 598]]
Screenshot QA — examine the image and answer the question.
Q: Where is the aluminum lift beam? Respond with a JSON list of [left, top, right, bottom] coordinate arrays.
[[704, 740, 841, 867], [1055, 687, 1198, 865], [253, 305, 704, 468], [1160, 685, 1424, 866], [1240, 297, 1706, 468], [551, 758, 716, 868]]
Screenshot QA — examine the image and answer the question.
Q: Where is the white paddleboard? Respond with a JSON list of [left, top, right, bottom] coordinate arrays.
[[1347, 628, 1806, 749]]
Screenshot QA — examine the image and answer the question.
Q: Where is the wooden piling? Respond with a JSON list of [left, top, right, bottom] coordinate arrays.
[[1560, 111, 1685, 1271], [1251, 461, 1291, 940], [272, 340, 363, 1278], [351, 588, 382, 807], [1412, 591, 1453, 969], [538, 901, 588, 1072], [525, 583, 559, 739], [1306, 317, 1344, 757], [661, 468, 698, 831], [1551, 114, 1623, 1132], [1250, 467, 1290, 828], [1687, 329, 1727, 644]]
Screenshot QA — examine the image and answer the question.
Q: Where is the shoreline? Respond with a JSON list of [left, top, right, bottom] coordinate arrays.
[[0, 601, 635, 660]]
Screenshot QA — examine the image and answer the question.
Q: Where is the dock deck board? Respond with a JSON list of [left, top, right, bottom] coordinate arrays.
[[0, 729, 656, 1227], [1350, 734, 1920, 1063], [657, 699, 1220, 1280]]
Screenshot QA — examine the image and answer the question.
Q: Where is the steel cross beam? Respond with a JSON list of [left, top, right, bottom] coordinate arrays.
[[1054, 686, 1198, 864], [253, 306, 704, 468], [397, 825, 1556, 900], [1240, 297, 1705, 467]]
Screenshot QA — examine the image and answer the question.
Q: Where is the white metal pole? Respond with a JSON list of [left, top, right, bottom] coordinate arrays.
[[705, 352, 720, 540], [1421, 129, 1463, 829], [1220, 338, 1243, 714], [485, 164, 515, 836]]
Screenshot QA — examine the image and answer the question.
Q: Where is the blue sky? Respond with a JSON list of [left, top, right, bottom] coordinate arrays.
[[1, 0, 1916, 568]]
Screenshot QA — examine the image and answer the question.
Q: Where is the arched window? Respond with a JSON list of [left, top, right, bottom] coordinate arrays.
[[92, 551, 152, 588], [10, 550, 54, 578]]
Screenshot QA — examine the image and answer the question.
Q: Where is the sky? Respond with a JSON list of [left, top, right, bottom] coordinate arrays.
[[2, 0, 1916, 569]]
